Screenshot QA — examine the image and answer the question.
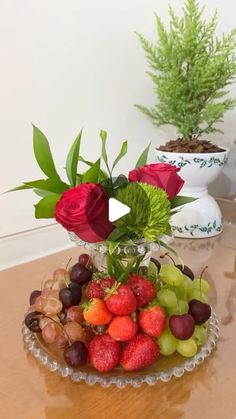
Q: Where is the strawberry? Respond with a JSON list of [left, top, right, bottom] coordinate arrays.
[[83, 298, 113, 326], [107, 315, 138, 341], [127, 274, 156, 307], [105, 284, 137, 315], [88, 334, 121, 372], [138, 305, 166, 338], [86, 277, 115, 300], [120, 333, 160, 371]]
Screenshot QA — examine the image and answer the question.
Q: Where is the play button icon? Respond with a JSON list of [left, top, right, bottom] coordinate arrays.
[[108, 198, 130, 222]]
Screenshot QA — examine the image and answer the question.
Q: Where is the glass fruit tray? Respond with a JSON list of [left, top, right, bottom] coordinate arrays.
[[22, 310, 219, 388]]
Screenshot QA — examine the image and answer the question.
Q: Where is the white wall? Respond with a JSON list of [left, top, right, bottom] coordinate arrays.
[[0, 0, 236, 268]]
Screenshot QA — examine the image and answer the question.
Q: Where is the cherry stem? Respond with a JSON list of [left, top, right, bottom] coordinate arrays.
[[43, 315, 72, 346], [200, 266, 208, 279], [160, 252, 175, 264], [64, 257, 72, 287], [199, 266, 208, 299]]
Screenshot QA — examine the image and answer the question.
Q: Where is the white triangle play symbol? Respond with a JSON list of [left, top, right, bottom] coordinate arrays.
[[108, 198, 131, 222]]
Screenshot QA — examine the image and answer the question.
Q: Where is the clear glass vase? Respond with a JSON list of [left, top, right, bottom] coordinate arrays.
[[68, 232, 160, 277]]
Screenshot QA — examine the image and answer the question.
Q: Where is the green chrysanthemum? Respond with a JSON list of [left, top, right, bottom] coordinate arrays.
[[115, 182, 171, 240]]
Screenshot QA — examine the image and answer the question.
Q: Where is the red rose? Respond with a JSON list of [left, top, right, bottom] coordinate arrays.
[[128, 163, 184, 199], [55, 183, 113, 242]]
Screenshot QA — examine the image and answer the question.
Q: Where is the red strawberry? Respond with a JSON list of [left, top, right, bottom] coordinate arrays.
[[107, 315, 138, 341], [88, 334, 121, 372], [128, 274, 156, 307], [83, 298, 113, 326], [105, 284, 137, 315], [86, 277, 115, 300], [138, 306, 166, 338], [120, 333, 160, 371]]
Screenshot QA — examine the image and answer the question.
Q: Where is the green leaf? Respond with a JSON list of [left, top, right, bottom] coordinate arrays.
[[33, 189, 54, 198], [33, 125, 59, 179], [111, 141, 128, 171], [82, 159, 101, 183], [78, 156, 93, 167], [24, 178, 69, 194], [135, 143, 151, 168], [113, 174, 128, 190], [106, 227, 128, 242], [34, 193, 61, 218], [78, 157, 109, 183], [108, 241, 120, 255], [170, 196, 197, 209], [66, 130, 82, 186], [6, 184, 33, 193], [100, 130, 109, 168]]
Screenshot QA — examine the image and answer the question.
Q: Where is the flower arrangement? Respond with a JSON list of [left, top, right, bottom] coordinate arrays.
[[12, 125, 192, 247], [16, 126, 215, 378]]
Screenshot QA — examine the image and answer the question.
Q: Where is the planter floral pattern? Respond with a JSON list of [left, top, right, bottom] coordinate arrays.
[[172, 221, 223, 237], [158, 154, 228, 169]]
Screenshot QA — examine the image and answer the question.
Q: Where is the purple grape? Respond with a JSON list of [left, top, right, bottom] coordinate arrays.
[[69, 282, 82, 305], [70, 263, 92, 285], [25, 311, 41, 333], [59, 288, 73, 309], [29, 290, 42, 305], [64, 341, 88, 367]]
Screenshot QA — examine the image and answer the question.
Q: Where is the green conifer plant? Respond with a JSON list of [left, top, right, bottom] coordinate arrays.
[[136, 0, 236, 151]]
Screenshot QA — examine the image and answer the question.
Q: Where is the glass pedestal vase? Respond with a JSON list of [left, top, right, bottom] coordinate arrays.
[[68, 233, 159, 278]]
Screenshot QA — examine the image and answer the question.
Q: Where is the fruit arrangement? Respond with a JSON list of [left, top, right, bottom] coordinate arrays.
[[24, 253, 212, 373]]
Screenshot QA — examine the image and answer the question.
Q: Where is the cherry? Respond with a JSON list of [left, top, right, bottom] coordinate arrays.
[[70, 263, 92, 285], [25, 311, 42, 333], [64, 341, 88, 367], [169, 314, 195, 340], [176, 264, 194, 280], [78, 253, 93, 270], [29, 290, 42, 305], [151, 257, 161, 273], [189, 299, 211, 325]]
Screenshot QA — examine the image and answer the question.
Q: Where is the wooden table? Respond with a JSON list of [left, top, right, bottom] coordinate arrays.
[[1, 200, 236, 419]]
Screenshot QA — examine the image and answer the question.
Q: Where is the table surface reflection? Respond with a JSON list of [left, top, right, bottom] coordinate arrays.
[[0, 199, 236, 419]]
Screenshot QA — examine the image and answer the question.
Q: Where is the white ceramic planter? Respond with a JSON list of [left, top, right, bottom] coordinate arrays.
[[155, 148, 229, 238]]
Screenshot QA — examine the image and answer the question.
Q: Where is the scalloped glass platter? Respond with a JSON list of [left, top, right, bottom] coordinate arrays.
[[22, 311, 219, 388]]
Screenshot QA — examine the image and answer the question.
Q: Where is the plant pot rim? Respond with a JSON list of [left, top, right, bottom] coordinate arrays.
[[155, 147, 229, 157]]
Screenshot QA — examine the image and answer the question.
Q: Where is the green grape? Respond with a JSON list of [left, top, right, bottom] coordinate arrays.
[[157, 330, 178, 355], [192, 278, 210, 294], [189, 289, 208, 303], [168, 285, 187, 300], [177, 338, 198, 357], [157, 289, 178, 308], [193, 325, 208, 346], [167, 300, 189, 316], [159, 264, 184, 287], [179, 276, 194, 297]]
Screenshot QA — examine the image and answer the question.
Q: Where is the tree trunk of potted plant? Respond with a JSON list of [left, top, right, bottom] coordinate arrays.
[[136, 0, 236, 238]]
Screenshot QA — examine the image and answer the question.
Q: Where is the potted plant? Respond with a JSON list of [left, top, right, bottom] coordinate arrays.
[[136, 0, 236, 238]]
